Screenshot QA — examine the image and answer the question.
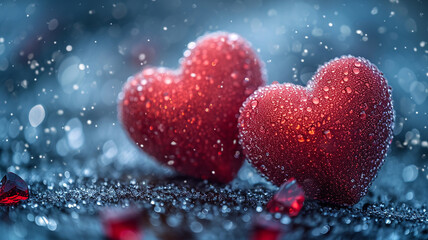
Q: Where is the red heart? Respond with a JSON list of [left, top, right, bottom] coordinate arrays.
[[238, 56, 394, 205], [119, 32, 265, 183]]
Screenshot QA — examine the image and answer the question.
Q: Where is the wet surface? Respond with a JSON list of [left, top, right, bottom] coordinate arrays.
[[1, 165, 428, 240]]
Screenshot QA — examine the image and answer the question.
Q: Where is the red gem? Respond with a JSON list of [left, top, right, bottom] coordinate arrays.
[[119, 32, 265, 183], [238, 56, 394, 205], [251, 214, 283, 240], [266, 178, 304, 217], [251, 228, 281, 240], [0, 172, 29, 205], [101, 208, 143, 240]]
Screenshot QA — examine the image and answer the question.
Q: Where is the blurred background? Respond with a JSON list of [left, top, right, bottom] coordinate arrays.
[[0, 0, 427, 239]]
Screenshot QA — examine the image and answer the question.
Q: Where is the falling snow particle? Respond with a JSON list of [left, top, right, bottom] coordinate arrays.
[[29, 104, 46, 127]]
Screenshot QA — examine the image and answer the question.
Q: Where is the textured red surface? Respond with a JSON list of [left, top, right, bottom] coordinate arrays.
[[120, 32, 265, 183], [238, 56, 394, 205], [267, 178, 305, 217], [0, 172, 29, 205]]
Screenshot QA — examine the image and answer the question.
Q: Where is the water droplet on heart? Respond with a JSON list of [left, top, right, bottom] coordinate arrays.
[[354, 62, 361, 67], [343, 77, 348, 82], [266, 178, 305, 217], [259, 126, 265, 133], [297, 135, 305, 143], [345, 87, 352, 93], [323, 86, 329, 92], [251, 100, 258, 109], [185, 41, 195, 49], [306, 107, 312, 112], [344, 70, 349, 75], [353, 68, 360, 74], [230, 72, 238, 79], [312, 97, 319, 104], [308, 127, 315, 135], [323, 130, 332, 139], [360, 111, 367, 120]]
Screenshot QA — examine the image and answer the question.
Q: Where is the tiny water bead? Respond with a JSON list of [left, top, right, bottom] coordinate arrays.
[[251, 100, 258, 109], [0, 172, 29, 205], [323, 130, 332, 139], [312, 97, 320, 104], [266, 178, 305, 217], [353, 68, 360, 74]]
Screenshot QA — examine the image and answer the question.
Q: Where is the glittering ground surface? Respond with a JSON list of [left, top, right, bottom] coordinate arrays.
[[1, 170, 428, 240]]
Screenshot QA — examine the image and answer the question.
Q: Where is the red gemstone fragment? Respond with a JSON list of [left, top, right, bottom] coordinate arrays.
[[266, 178, 304, 217], [101, 208, 143, 240], [0, 172, 29, 205], [251, 227, 281, 240], [251, 214, 284, 240]]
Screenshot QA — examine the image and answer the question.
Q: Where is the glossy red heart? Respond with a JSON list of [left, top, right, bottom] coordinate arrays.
[[119, 32, 265, 183], [238, 56, 394, 205]]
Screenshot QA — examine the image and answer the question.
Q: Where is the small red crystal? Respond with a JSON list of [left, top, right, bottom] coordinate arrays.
[[101, 208, 143, 240], [251, 228, 281, 240], [0, 172, 29, 205], [266, 178, 304, 217], [251, 214, 283, 240]]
